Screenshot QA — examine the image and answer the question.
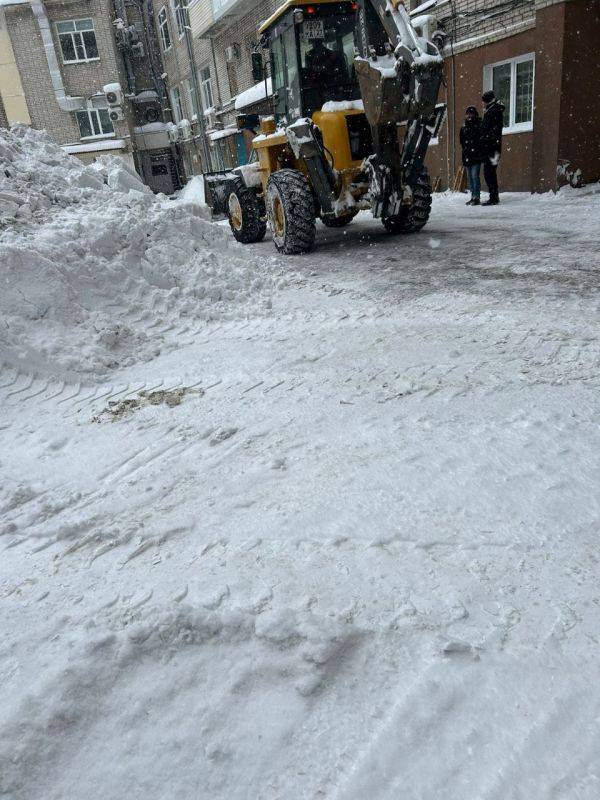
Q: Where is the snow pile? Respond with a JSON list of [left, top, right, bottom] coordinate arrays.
[[177, 174, 208, 208], [0, 126, 285, 380], [3, 187, 600, 798], [0, 124, 148, 225], [0, 597, 363, 799], [209, 127, 238, 141]]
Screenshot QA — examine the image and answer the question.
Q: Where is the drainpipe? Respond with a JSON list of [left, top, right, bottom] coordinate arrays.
[[209, 37, 222, 107], [30, 0, 84, 112], [183, 17, 211, 168]]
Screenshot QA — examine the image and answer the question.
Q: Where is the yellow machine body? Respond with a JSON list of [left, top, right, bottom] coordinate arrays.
[[251, 109, 367, 208]]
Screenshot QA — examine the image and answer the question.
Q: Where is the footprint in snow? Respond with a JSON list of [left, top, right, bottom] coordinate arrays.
[[209, 427, 238, 446]]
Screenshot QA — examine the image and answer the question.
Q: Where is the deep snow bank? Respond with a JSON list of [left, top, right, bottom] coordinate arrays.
[[0, 124, 148, 224], [0, 126, 284, 380]]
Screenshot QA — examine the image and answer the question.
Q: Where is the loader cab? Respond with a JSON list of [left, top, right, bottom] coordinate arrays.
[[259, 0, 361, 124]]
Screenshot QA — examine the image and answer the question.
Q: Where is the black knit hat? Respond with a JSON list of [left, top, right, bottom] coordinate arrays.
[[465, 105, 478, 115], [482, 90, 495, 103]]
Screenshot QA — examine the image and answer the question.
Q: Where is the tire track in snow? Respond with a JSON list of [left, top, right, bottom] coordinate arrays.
[[332, 643, 600, 800]]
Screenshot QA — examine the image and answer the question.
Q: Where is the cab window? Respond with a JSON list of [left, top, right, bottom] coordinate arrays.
[[271, 38, 285, 106], [298, 13, 359, 113]]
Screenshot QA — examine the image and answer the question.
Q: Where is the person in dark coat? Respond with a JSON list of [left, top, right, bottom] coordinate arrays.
[[480, 90, 505, 205], [459, 106, 482, 205]]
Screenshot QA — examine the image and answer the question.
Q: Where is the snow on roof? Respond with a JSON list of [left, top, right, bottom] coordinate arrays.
[[62, 139, 126, 154], [102, 83, 122, 95], [234, 77, 272, 111], [0, 0, 30, 6], [209, 127, 238, 142], [133, 122, 173, 134], [133, 90, 159, 103]]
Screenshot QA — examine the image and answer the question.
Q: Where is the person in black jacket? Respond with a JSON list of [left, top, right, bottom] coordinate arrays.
[[480, 90, 505, 205], [459, 106, 482, 206]]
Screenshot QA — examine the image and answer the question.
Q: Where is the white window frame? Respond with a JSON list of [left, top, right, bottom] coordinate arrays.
[[483, 53, 535, 134], [199, 64, 213, 110], [75, 105, 115, 140], [171, 0, 187, 39], [170, 86, 184, 123], [157, 6, 172, 52], [56, 18, 99, 64], [183, 77, 199, 118]]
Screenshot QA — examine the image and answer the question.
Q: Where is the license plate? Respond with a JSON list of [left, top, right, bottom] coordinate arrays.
[[303, 19, 325, 39]]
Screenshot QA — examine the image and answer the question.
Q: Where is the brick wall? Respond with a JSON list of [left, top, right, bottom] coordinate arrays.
[[150, 0, 212, 119], [557, 0, 600, 184], [425, 0, 599, 193], [6, 0, 129, 145], [425, 26, 539, 192], [147, 0, 275, 123], [436, 0, 536, 50], [7, 5, 80, 143], [199, 0, 278, 120], [47, 0, 122, 97]]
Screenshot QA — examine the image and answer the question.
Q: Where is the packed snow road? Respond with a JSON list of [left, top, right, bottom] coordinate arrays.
[[2, 138, 600, 799]]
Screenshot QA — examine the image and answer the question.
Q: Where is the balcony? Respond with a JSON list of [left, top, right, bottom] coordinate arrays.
[[189, 0, 259, 38], [188, 0, 214, 37]]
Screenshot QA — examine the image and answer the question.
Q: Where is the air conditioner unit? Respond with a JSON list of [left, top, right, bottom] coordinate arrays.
[[225, 43, 241, 63], [109, 106, 125, 122], [132, 91, 163, 126], [178, 119, 192, 139], [103, 83, 124, 107], [204, 110, 217, 129]]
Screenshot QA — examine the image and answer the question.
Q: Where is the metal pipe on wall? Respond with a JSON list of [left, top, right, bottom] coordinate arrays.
[[29, 0, 84, 112]]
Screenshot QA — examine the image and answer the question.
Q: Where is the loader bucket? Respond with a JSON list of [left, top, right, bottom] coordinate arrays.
[[354, 58, 411, 128]]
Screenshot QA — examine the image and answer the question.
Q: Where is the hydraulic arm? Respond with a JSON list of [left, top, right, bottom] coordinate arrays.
[[354, 0, 445, 218]]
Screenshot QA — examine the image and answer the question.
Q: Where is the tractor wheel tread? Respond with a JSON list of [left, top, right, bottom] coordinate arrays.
[[227, 178, 267, 244], [266, 169, 316, 254], [382, 169, 433, 235]]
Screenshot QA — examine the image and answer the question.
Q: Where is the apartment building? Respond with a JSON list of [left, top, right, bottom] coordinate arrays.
[[145, 0, 276, 173], [168, 0, 598, 193], [0, 0, 133, 159], [0, 0, 184, 192], [146, 0, 212, 175], [418, 0, 600, 191]]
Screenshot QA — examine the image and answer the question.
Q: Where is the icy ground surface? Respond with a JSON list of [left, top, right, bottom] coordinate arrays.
[[2, 168, 600, 798]]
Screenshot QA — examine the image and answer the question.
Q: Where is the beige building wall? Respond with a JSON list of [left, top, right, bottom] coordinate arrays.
[[4, 0, 129, 145], [0, 7, 30, 125]]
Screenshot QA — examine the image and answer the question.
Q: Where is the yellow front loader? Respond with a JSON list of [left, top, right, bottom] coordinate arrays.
[[206, 0, 445, 254]]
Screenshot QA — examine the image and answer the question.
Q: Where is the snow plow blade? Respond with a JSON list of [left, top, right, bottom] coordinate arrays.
[[203, 171, 237, 216]]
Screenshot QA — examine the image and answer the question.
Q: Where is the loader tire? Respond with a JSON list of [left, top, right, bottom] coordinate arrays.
[[266, 169, 316, 254], [321, 211, 357, 228], [382, 171, 432, 234], [227, 178, 266, 244]]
